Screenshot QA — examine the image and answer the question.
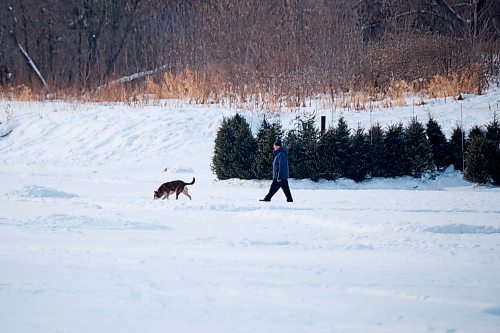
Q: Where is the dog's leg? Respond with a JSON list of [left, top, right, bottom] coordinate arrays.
[[183, 188, 192, 200], [175, 188, 183, 200]]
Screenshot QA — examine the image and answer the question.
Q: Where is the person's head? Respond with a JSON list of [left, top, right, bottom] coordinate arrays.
[[273, 139, 282, 151]]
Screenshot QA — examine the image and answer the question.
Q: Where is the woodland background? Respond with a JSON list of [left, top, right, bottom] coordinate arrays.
[[1, 0, 500, 103]]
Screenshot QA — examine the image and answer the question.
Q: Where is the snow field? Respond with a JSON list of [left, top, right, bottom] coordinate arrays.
[[1, 92, 500, 333]]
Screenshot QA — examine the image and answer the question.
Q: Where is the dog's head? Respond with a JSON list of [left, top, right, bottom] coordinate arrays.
[[153, 190, 161, 200]]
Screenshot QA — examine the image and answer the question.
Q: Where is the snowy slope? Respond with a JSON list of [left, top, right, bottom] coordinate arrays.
[[0, 91, 500, 333]]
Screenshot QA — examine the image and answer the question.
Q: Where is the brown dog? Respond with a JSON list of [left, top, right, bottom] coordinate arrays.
[[154, 177, 195, 200]]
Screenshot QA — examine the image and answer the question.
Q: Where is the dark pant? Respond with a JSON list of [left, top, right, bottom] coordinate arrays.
[[264, 179, 293, 202]]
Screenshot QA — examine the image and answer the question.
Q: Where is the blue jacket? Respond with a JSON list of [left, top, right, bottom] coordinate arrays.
[[272, 147, 290, 180]]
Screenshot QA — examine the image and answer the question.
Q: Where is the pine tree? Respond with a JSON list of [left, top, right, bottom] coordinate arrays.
[[404, 118, 434, 178], [485, 114, 500, 146], [485, 115, 500, 184], [212, 114, 257, 180], [253, 118, 283, 179], [285, 128, 301, 179], [285, 115, 319, 180], [348, 126, 370, 182], [332, 117, 351, 179], [426, 116, 450, 170], [488, 148, 500, 185], [317, 127, 337, 180], [464, 136, 495, 184], [449, 125, 466, 171], [368, 123, 387, 178], [384, 123, 407, 177], [301, 117, 320, 181], [468, 125, 484, 141]]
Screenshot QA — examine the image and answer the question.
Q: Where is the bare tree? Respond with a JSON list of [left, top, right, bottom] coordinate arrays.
[[0, 0, 498, 97]]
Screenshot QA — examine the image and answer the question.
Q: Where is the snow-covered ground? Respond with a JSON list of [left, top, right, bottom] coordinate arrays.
[[1, 90, 500, 333]]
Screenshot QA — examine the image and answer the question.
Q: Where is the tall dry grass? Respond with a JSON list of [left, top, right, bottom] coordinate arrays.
[[424, 64, 487, 99], [0, 85, 40, 101], [0, 64, 490, 112]]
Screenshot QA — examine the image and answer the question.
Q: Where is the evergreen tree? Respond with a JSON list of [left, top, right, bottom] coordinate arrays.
[[449, 125, 466, 171], [285, 115, 319, 180], [404, 118, 434, 178], [253, 118, 284, 179], [384, 123, 407, 177], [285, 128, 301, 179], [368, 123, 387, 178], [485, 114, 500, 146], [212, 114, 257, 180], [488, 148, 500, 185], [317, 127, 337, 180], [485, 115, 500, 184], [468, 125, 484, 141], [426, 116, 450, 170], [348, 126, 370, 182], [464, 136, 496, 184], [331, 117, 351, 179]]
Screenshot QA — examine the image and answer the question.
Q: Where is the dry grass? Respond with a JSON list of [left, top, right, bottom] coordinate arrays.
[[93, 84, 141, 103], [386, 77, 411, 101], [0, 85, 39, 101], [158, 68, 225, 104], [0, 64, 489, 111], [424, 64, 486, 99]]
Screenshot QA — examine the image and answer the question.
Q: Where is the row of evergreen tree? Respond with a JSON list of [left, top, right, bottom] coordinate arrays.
[[212, 113, 500, 185]]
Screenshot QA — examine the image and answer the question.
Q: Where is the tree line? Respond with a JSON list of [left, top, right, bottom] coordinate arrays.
[[1, 0, 499, 99], [212, 113, 500, 185]]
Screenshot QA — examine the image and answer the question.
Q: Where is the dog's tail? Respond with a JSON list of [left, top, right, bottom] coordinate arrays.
[[185, 177, 195, 185]]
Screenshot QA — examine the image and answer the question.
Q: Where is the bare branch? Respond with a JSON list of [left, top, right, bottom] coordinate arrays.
[[17, 43, 48, 91], [100, 64, 169, 89], [433, 0, 469, 25]]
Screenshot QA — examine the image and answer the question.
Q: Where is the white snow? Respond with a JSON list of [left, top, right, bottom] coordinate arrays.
[[1, 89, 500, 333], [12, 185, 79, 199], [424, 224, 500, 234]]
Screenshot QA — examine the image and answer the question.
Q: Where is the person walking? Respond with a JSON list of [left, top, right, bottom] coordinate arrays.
[[260, 139, 293, 202]]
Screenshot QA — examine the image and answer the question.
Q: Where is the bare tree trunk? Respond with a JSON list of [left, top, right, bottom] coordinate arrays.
[[17, 43, 49, 90]]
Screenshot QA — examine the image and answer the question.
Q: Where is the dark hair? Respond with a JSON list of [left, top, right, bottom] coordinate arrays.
[[274, 139, 282, 146]]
